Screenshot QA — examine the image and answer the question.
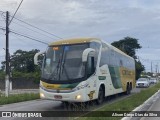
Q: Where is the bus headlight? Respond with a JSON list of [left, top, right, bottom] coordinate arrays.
[[75, 95, 81, 100], [40, 93, 45, 98]]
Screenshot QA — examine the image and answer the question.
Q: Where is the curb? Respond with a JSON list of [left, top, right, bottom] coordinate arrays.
[[121, 89, 160, 120]]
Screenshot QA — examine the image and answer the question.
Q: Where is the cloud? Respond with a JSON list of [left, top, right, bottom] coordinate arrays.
[[0, 0, 18, 13], [1, 0, 160, 71]]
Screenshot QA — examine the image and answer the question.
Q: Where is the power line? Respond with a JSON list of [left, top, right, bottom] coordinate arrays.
[[0, 27, 5, 32], [0, 27, 5, 35], [1, 10, 62, 39], [11, 32, 42, 48], [0, 11, 4, 14], [1, 27, 49, 45], [10, 31, 48, 45], [10, 28, 49, 43], [12, 16, 63, 39], [1, 26, 49, 45], [9, 0, 24, 25], [11, 20, 54, 40], [138, 56, 160, 63]]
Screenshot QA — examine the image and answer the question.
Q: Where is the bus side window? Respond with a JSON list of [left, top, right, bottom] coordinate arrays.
[[90, 42, 100, 68], [120, 60, 123, 67], [110, 50, 116, 66], [100, 43, 110, 66]]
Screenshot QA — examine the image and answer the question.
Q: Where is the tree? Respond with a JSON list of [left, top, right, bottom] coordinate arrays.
[[112, 37, 141, 59], [1, 49, 41, 73], [136, 61, 145, 79], [111, 37, 145, 80]]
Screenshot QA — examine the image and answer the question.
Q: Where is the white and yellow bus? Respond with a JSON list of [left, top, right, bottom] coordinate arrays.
[[34, 38, 135, 104]]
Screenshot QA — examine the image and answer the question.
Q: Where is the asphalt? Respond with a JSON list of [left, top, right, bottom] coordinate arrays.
[[0, 87, 144, 120], [0, 84, 157, 120]]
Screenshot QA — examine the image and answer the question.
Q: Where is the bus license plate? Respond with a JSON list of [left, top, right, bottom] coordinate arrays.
[[54, 95, 62, 99]]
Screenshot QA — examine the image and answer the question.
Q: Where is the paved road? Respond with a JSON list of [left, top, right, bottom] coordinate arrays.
[[0, 87, 151, 120], [0, 100, 65, 120]]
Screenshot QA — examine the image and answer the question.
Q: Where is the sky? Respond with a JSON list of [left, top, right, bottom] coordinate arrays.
[[0, 0, 160, 72]]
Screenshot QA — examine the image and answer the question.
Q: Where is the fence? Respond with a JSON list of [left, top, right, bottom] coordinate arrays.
[[0, 78, 39, 90]]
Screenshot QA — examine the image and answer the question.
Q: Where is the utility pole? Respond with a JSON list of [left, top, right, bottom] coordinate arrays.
[[158, 64, 159, 74], [155, 64, 158, 80], [151, 61, 152, 75], [9, 53, 12, 91], [5, 11, 10, 97]]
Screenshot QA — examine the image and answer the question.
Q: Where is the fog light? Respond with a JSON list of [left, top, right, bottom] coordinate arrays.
[[75, 95, 81, 99], [40, 93, 45, 98]]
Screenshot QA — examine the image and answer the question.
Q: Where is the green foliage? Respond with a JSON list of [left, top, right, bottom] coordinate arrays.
[[135, 60, 145, 80], [0, 93, 39, 105], [0, 71, 5, 79], [0, 70, 40, 83], [111, 37, 145, 79], [142, 72, 153, 77], [12, 71, 41, 84], [0, 49, 42, 83], [111, 37, 141, 59], [1, 49, 42, 73]]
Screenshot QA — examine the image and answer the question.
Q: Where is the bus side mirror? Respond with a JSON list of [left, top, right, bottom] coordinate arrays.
[[82, 48, 96, 77], [34, 51, 45, 65], [82, 48, 95, 62]]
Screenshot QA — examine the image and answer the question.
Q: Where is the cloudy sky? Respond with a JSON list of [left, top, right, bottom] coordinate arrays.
[[0, 0, 160, 72]]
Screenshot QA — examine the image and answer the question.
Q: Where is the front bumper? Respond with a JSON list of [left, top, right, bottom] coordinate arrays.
[[40, 86, 88, 102]]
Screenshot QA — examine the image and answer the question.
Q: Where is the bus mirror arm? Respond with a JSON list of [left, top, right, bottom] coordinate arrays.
[[82, 48, 95, 62], [34, 51, 45, 65]]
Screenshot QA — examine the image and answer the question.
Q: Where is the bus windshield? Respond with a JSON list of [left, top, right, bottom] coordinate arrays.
[[41, 43, 89, 82]]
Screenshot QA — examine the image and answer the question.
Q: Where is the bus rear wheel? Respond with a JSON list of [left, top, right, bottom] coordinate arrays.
[[96, 87, 104, 105], [125, 84, 131, 95]]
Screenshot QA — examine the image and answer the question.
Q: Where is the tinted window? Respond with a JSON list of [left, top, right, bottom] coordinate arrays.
[[100, 43, 110, 66], [90, 42, 100, 67]]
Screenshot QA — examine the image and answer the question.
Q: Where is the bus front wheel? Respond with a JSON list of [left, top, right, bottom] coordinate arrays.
[[96, 87, 104, 105]]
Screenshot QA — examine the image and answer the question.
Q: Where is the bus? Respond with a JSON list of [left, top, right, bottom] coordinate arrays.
[[34, 38, 135, 104]]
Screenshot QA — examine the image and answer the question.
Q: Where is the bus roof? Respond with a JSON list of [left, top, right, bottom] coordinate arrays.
[[49, 37, 101, 46], [49, 37, 134, 60]]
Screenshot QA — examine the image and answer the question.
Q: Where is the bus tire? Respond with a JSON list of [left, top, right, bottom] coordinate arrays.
[[62, 101, 69, 108], [130, 83, 132, 90], [125, 84, 131, 95], [96, 86, 104, 105]]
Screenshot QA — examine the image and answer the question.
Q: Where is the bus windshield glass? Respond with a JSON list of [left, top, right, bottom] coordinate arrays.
[[42, 43, 89, 81]]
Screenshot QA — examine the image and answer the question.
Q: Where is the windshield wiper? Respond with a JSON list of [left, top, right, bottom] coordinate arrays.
[[48, 59, 61, 80], [61, 52, 70, 80]]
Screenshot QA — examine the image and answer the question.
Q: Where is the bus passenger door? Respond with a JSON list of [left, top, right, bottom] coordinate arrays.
[[86, 56, 97, 101], [99, 65, 114, 96]]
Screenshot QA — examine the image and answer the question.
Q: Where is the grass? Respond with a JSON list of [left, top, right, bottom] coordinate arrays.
[[77, 82, 160, 120], [0, 93, 40, 105]]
